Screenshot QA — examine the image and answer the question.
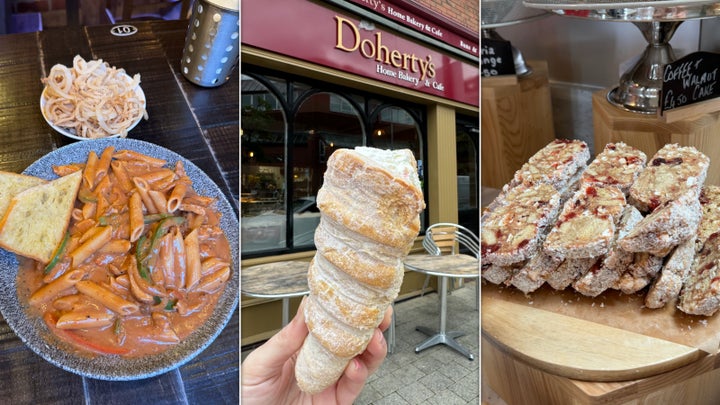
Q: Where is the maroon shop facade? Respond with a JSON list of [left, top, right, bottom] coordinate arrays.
[[240, 0, 478, 345]]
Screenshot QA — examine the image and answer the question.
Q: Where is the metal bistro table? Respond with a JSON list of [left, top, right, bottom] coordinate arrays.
[[241, 261, 311, 327], [0, 20, 239, 404], [404, 254, 479, 360]]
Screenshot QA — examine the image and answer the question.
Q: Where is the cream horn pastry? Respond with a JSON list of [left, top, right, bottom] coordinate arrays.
[[295, 147, 425, 394]]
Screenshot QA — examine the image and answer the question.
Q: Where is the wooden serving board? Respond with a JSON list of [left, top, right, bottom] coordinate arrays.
[[482, 287, 703, 382]]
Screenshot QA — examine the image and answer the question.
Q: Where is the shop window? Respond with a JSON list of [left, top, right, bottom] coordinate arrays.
[[370, 106, 422, 155], [457, 118, 479, 235], [291, 92, 364, 249], [241, 67, 427, 258], [241, 75, 287, 254]]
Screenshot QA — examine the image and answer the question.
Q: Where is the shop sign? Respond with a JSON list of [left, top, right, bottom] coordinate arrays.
[[343, 0, 479, 58], [241, 0, 479, 107], [660, 51, 720, 112], [481, 38, 515, 77]]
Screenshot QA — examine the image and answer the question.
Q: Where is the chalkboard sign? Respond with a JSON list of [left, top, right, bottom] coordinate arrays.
[[481, 38, 515, 77], [661, 51, 720, 112]]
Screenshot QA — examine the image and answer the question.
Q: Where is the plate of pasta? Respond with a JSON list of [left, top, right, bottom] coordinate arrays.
[[0, 138, 239, 380], [40, 55, 148, 140]]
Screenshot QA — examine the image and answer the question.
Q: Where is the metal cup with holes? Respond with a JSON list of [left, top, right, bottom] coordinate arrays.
[[180, 0, 239, 87]]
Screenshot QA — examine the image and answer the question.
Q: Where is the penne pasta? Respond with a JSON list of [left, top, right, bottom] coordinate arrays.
[[83, 150, 99, 189], [113, 274, 130, 290], [136, 169, 175, 187], [195, 266, 230, 294], [133, 177, 157, 214], [113, 149, 166, 166], [127, 257, 155, 304], [95, 194, 109, 221], [158, 233, 175, 290], [179, 203, 205, 216], [110, 160, 134, 192], [171, 228, 186, 291], [107, 263, 123, 276], [56, 310, 115, 330], [79, 225, 102, 244], [75, 280, 139, 315], [183, 195, 215, 207], [128, 192, 144, 242], [173, 160, 187, 178], [148, 190, 168, 214], [95, 146, 115, 183], [81, 200, 97, 220], [69, 225, 112, 266], [186, 212, 204, 230], [71, 208, 84, 222], [201, 257, 230, 277], [98, 239, 132, 254], [52, 294, 81, 311], [52, 163, 84, 177], [95, 174, 112, 198], [29, 269, 84, 306], [184, 228, 202, 290], [166, 181, 187, 213]]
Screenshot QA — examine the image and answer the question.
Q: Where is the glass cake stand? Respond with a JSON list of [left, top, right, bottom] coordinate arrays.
[[482, 0, 551, 76], [522, 0, 720, 113]]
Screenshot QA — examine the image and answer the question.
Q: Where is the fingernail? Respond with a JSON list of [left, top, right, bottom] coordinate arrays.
[[377, 328, 386, 346], [354, 358, 362, 370]]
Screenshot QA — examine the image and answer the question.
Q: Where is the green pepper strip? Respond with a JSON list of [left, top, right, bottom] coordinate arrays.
[[148, 216, 185, 254], [135, 216, 184, 283], [77, 188, 97, 203], [44, 231, 70, 275], [164, 298, 178, 311], [135, 235, 152, 282], [143, 213, 174, 224]]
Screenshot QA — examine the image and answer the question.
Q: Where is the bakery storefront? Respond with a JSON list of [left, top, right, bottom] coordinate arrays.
[[240, 0, 479, 344]]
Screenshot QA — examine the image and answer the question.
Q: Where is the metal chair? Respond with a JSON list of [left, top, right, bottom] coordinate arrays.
[[421, 223, 480, 309], [386, 223, 479, 355]]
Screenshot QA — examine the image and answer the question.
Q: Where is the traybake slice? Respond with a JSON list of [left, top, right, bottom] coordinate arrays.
[[645, 238, 695, 309], [481, 183, 561, 267], [546, 257, 598, 291], [619, 188, 701, 256], [628, 144, 709, 212], [543, 184, 626, 260], [581, 142, 647, 195], [510, 139, 590, 191], [509, 250, 562, 294], [677, 233, 720, 316], [696, 185, 720, 251], [573, 205, 643, 297], [482, 261, 523, 285]]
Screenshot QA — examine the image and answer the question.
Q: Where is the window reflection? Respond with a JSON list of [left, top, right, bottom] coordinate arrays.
[[291, 92, 363, 249], [241, 70, 427, 257], [370, 106, 421, 155], [241, 75, 286, 254]]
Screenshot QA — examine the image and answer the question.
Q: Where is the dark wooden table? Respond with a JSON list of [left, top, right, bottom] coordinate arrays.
[[0, 20, 238, 404]]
